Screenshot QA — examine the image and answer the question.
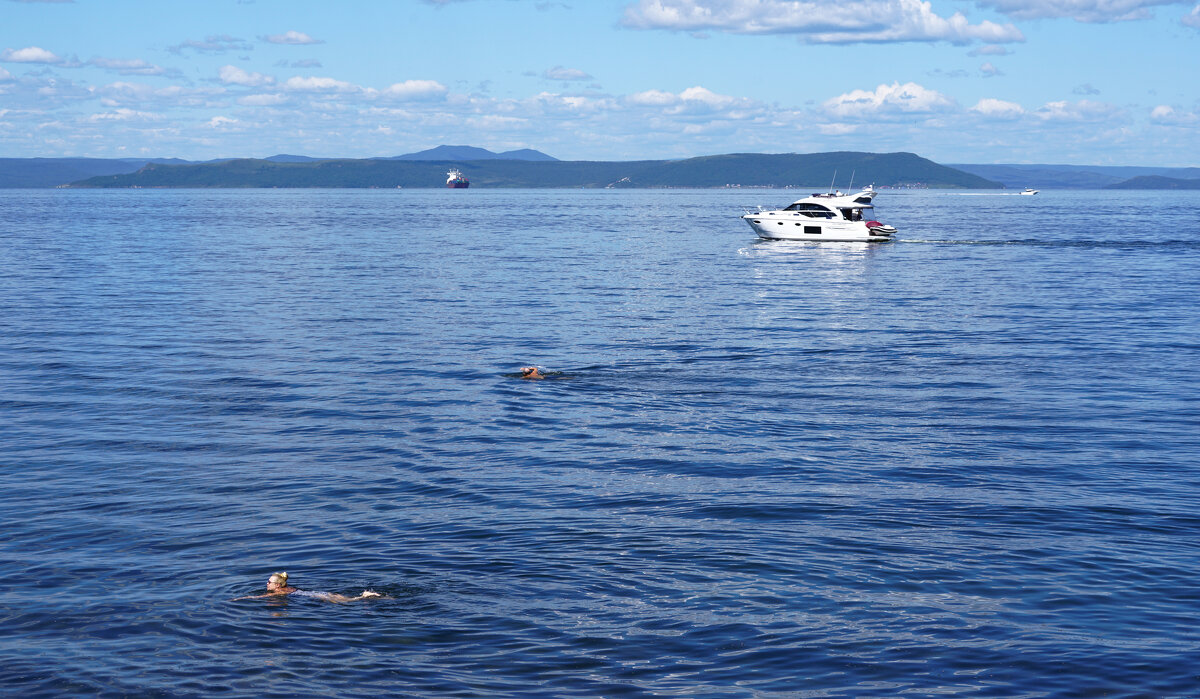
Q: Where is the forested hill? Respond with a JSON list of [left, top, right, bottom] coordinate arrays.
[[622, 152, 997, 188], [950, 163, 1200, 189], [69, 151, 1001, 189], [0, 157, 187, 188], [1103, 175, 1200, 190]]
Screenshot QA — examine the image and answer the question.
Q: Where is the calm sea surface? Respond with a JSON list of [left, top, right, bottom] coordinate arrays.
[[2, 188, 1199, 697]]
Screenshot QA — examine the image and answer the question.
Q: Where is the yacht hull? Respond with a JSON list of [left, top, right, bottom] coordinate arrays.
[[742, 214, 894, 242]]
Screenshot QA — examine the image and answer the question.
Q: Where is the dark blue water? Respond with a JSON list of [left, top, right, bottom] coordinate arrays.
[[2, 188, 1199, 697]]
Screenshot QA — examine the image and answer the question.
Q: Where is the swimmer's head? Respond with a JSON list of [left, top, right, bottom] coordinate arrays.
[[521, 366, 537, 376], [267, 572, 288, 588]]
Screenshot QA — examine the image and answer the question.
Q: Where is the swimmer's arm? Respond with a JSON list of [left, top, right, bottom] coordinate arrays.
[[233, 589, 293, 600]]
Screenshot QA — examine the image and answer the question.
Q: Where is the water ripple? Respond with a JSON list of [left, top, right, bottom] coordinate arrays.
[[1, 189, 1198, 696]]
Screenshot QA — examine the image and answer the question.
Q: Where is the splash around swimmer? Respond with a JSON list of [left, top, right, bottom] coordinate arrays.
[[236, 572, 383, 603], [518, 366, 570, 380]]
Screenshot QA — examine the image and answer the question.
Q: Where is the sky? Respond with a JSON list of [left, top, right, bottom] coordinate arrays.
[[1, 0, 1198, 165]]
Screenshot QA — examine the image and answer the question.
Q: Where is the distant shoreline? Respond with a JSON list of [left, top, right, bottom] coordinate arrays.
[[3, 150, 1198, 190], [49, 152, 1005, 190]]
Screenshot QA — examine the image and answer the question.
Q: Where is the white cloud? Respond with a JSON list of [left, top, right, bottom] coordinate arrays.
[[671, 86, 719, 106], [969, 44, 1011, 56], [627, 89, 678, 106], [2, 46, 63, 63], [817, 123, 860, 135], [238, 93, 288, 106], [0, 44, 1178, 166], [622, 0, 1024, 44], [0, 67, 12, 81], [219, 65, 275, 87], [529, 91, 608, 114], [100, 81, 158, 102], [824, 82, 954, 118], [1150, 104, 1199, 125], [466, 115, 530, 129], [169, 35, 253, 55], [544, 66, 593, 81], [981, 61, 1002, 76], [284, 75, 358, 92], [88, 108, 162, 122], [1034, 99, 1122, 122], [974, 0, 1185, 22], [1151, 104, 1175, 119], [381, 79, 448, 100], [622, 85, 755, 117], [971, 97, 1025, 118], [97, 81, 225, 109], [262, 31, 323, 45], [679, 85, 736, 108], [1184, 4, 1200, 26], [90, 58, 166, 76]]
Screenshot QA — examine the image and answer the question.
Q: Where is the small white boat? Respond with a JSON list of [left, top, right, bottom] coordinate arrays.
[[1020, 187, 1038, 195], [853, 184, 877, 203], [741, 187, 896, 241]]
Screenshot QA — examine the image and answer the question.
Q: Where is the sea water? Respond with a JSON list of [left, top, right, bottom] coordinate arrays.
[[1, 188, 1198, 696]]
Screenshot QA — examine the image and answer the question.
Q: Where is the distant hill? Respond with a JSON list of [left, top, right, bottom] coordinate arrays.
[[0, 146, 556, 187], [495, 148, 559, 162], [69, 158, 648, 189], [67, 151, 1001, 189], [1104, 175, 1200, 190], [386, 145, 559, 161], [264, 154, 326, 163], [0, 157, 190, 188], [630, 152, 997, 189], [950, 163, 1200, 189]]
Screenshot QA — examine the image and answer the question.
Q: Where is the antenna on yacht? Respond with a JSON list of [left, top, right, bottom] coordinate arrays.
[[828, 170, 837, 194], [848, 170, 855, 193]]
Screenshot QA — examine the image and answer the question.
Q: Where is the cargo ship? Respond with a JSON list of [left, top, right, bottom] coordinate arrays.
[[446, 168, 469, 188]]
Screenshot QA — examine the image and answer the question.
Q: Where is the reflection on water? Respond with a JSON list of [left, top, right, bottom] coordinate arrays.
[[741, 238, 882, 255]]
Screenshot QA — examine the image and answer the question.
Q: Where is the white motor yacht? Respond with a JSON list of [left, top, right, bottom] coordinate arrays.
[[1021, 187, 1038, 195], [742, 188, 896, 241]]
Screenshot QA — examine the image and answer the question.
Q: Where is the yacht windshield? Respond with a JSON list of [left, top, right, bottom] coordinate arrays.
[[782, 202, 835, 218]]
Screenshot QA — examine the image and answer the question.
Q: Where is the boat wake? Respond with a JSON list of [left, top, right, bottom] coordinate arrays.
[[897, 238, 1200, 248]]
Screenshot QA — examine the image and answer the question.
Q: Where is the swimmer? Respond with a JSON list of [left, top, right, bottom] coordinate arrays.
[[235, 572, 382, 602], [520, 366, 544, 380]]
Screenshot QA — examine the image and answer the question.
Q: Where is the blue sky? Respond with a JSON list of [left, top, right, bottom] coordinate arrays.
[[1, 0, 1198, 164]]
